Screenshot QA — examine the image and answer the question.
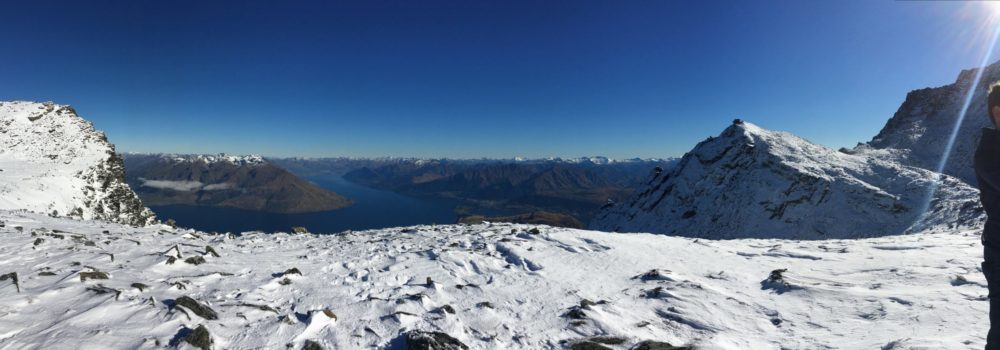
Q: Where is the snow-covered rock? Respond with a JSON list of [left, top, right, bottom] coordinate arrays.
[[0, 101, 155, 226], [856, 59, 1000, 186], [591, 121, 984, 239], [0, 210, 988, 349]]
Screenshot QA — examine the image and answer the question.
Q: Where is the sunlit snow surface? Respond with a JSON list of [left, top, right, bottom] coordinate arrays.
[[0, 211, 988, 349]]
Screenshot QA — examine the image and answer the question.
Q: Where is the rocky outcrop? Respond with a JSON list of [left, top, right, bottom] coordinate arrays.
[[591, 121, 984, 239], [856, 59, 1000, 185], [0, 101, 155, 226]]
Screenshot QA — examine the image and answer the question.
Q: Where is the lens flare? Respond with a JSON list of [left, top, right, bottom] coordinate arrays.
[[914, 13, 1000, 232]]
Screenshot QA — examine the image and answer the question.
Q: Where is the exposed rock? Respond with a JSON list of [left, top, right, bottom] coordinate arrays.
[[589, 336, 626, 345], [175, 296, 218, 320], [563, 306, 587, 319], [1, 272, 19, 292], [183, 325, 213, 350], [435, 304, 456, 314], [205, 245, 220, 257], [570, 341, 613, 350], [86, 285, 121, 300], [632, 340, 693, 350], [302, 340, 323, 350], [856, 59, 1000, 185], [79, 271, 108, 282], [184, 256, 207, 265], [760, 268, 798, 294], [322, 308, 337, 320], [404, 330, 469, 350]]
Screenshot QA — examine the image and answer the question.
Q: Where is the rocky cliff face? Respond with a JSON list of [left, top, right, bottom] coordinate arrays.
[[0, 101, 155, 226], [856, 59, 1000, 185], [591, 121, 984, 239]]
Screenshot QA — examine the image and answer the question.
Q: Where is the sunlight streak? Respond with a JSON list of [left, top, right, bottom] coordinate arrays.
[[914, 15, 1000, 232]]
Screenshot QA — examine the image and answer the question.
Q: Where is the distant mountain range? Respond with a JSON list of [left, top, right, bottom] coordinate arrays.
[[294, 158, 676, 225], [123, 154, 351, 214]]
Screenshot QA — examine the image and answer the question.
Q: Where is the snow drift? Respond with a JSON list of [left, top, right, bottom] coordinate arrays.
[[0, 210, 989, 349]]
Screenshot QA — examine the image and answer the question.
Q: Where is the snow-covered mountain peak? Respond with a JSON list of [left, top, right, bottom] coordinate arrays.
[[0, 101, 155, 226], [167, 153, 266, 166], [591, 121, 984, 239]]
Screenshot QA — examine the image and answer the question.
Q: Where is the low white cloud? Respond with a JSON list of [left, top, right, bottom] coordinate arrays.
[[139, 178, 236, 192], [203, 183, 233, 191], [139, 178, 204, 191]]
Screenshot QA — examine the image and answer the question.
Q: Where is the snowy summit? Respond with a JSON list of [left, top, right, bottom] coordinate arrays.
[[592, 121, 984, 239], [0, 101, 154, 226]]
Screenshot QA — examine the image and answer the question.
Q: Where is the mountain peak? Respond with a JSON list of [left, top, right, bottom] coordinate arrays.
[[0, 101, 155, 226], [591, 122, 983, 239]]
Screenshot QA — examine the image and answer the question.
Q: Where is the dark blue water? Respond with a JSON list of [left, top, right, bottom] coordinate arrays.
[[150, 175, 460, 234]]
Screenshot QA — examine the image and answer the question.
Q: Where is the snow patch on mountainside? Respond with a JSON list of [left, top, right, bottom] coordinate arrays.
[[591, 121, 984, 239], [0, 211, 990, 349], [0, 101, 154, 226]]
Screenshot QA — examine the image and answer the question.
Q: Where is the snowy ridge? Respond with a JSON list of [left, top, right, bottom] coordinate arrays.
[[160, 154, 266, 166], [0, 210, 990, 349], [855, 59, 1000, 185], [591, 121, 984, 239], [0, 101, 154, 226]]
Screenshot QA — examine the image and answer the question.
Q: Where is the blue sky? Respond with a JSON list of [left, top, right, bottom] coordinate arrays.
[[1, 0, 998, 158]]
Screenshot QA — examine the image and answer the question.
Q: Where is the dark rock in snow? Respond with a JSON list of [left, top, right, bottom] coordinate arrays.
[[570, 341, 613, 350], [175, 296, 219, 320], [563, 306, 587, 319], [302, 340, 323, 350], [589, 336, 627, 345], [1, 272, 19, 292], [435, 304, 456, 314], [632, 340, 693, 350], [404, 330, 469, 350], [760, 268, 799, 294], [79, 271, 108, 282], [183, 325, 213, 350]]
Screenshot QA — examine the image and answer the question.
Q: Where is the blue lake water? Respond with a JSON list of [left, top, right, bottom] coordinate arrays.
[[149, 175, 460, 234]]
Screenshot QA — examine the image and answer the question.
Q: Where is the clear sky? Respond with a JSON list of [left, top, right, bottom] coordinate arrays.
[[2, 0, 998, 159]]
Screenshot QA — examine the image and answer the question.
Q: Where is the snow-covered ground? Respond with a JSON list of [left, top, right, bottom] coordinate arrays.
[[0, 210, 988, 349]]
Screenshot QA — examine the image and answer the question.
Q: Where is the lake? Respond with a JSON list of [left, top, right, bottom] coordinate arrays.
[[149, 175, 460, 234]]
